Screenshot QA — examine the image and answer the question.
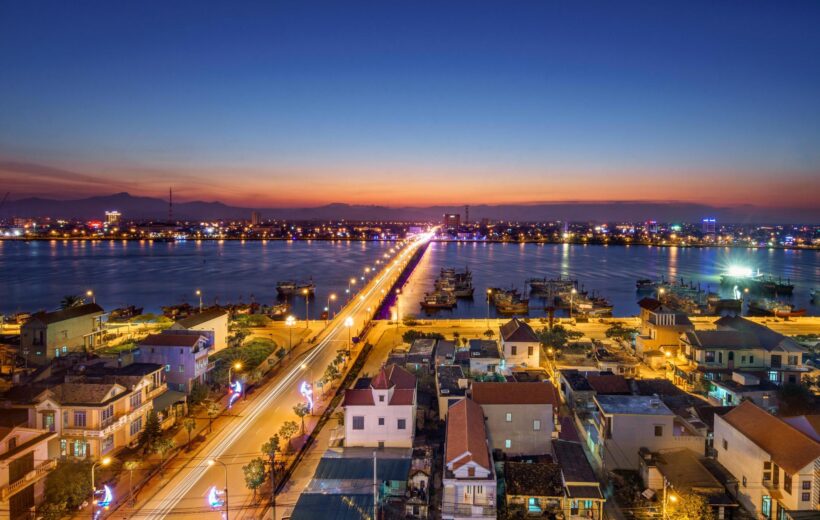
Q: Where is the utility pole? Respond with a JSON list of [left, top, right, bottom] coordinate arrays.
[[373, 451, 378, 520]]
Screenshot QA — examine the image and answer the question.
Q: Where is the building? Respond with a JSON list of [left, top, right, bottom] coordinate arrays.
[[707, 372, 779, 412], [443, 214, 461, 230], [639, 448, 738, 520], [435, 365, 468, 420], [0, 423, 56, 520], [27, 380, 153, 460], [442, 398, 496, 519], [714, 401, 820, 520], [558, 370, 598, 411], [342, 364, 417, 448], [552, 440, 605, 520], [138, 333, 212, 393], [702, 217, 717, 235], [435, 340, 456, 366], [587, 395, 705, 470], [250, 211, 261, 226], [104, 210, 121, 226], [169, 308, 229, 352], [406, 338, 436, 373], [585, 373, 631, 396], [471, 381, 558, 456], [505, 462, 564, 517], [499, 318, 540, 368], [468, 339, 501, 375], [20, 304, 105, 366], [635, 298, 693, 360]]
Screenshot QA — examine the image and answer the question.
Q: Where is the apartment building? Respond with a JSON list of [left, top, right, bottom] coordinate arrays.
[[635, 298, 693, 359], [0, 424, 56, 520], [714, 401, 820, 520], [138, 332, 212, 393], [20, 304, 105, 366]]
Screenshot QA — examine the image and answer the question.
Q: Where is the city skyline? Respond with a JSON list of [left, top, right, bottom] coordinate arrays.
[[2, 1, 819, 212]]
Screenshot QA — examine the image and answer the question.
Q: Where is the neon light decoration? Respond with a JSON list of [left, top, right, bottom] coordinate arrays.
[[228, 379, 242, 408], [208, 486, 225, 508], [96, 485, 113, 508], [300, 381, 314, 411]]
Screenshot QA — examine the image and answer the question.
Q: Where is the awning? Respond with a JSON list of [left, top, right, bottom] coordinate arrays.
[[566, 484, 604, 500], [152, 390, 187, 412]]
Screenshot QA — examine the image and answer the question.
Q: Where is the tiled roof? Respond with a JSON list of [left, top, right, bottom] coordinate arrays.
[[500, 318, 539, 343], [715, 316, 807, 353], [638, 298, 662, 311], [472, 382, 558, 406], [41, 383, 125, 405], [445, 398, 490, 470], [139, 333, 203, 347], [371, 364, 416, 390], [505, 462, 563, 497], [342, 389, 375, 406], [27, 303, 104, 325], [173, 308, 228, 328], [553, 440, 597, 483], [586, 374, 631, 395], [721, 401, 820, 474], [389, 388, 416, 406], [683, 330, 760, 350]]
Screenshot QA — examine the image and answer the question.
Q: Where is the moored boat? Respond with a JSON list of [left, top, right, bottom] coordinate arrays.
[[276, 279, 316, 296]]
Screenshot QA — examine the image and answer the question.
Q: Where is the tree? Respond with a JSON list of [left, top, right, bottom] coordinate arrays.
[[243, 458, 267, 499], [778, 383, 816, 416], [333, 410, 345, 426], [42, 460, 92, 516], [183, 417, 197, 448], [189, 381, 209, 405], [261, 435, 281, 488], [60, 294, 85, 309], [483, 329, 495, 339], [453, 331, 460, 343], [155, 438, 176, 474], [667, 492, 714, 520], [401, 329, 444, 343], [205, 401, 221, 433], [293, 402, 311, 434], [279, 420, 299, 452], [605, 322, 639, 342], [138, 411, 162, 453], [323, 364, 340, 389], [537, 324, 583, 349], [123, 460, 140, 505]]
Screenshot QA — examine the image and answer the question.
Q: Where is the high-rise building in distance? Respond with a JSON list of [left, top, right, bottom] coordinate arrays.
[[443, 213, 460, 229], [105, 210, 121, 226], [251, 211, 261, 226], [702, 217, 716, 234]]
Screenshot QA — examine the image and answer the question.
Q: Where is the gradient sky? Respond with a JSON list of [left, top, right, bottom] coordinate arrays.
[[1, 1, 819, 208]]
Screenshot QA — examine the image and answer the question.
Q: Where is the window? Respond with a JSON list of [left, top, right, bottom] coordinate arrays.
[[741, 355, 746, 363], [784, 474, 792, 494], [74, 411, 87, 427], [378, 417, 385, 426], [705, 351, 715, 362], [788, 355, 798, 366], [533, 420, 541, 431], [749, 355, 754, 364], [742, 476, 747, 487], [802, 492, 811, 502], [352, 416, 365, 430], [764, 461, 772, 482], [55, 348, 60, 358], [379, 395, 385, 402], [802, 481, 811, 490], [73, 440, 87, 458], [722, 439, 728, 450], [62, 346, 67, 353], [505, 439, 511, 449], [511, 346, 517, 355], [398, 419, 406, 430], [43, 413, 55, 432], [60, 439, 67, 456], [63, 411, 69, 428], [130, 416, 143, 436], [505, 412, 512, 422], [528, 346, 534, 356], [179, 364, 185, 372], [467, 467, 475, 477], [101, 435, 114, 454], [165, 364, 171, 372], [130, 392, 143, 409], [770, 355, 782, 368], [101, 405, 114, 424], [654, 425, 663, 437]]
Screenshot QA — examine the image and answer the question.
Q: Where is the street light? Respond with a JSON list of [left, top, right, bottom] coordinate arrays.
[[196, 289, 203, 312], [348, 278, 356, 300], [302, 288, 310, 328], [569, 288, 577, 320], [486, 288, 492, 327], [86, 290, 95, 304], [207, 458, 229, 520], [285, 315, 296, 353], [327, 293, 337, 320], [227, 361, 242, 387], [662, 477, 677, 520], [344, 316, 354, 355], [91, 456, 112, 520]]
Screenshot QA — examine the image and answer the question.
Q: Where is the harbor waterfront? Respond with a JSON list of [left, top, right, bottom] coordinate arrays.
[[2, 239, 817, 318]]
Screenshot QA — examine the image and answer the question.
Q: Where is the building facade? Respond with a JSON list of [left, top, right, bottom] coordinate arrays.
[[20, 304, 105, 366], [499, 318, 540, 368], [138, 333, 212, 393], [0, 425, 56, 520]]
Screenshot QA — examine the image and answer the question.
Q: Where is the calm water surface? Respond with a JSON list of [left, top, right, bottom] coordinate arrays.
[[1, 240, 817, 318]]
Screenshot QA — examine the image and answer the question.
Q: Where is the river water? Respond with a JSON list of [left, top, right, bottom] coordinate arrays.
[[1, 239, 817, 318]]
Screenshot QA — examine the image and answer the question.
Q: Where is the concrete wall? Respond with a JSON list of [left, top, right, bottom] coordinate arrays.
[[22, 312, 102, 365], [502, 340, 540, 368], [345, 396, 416, 448], [481, 403, 553, 456], [598, 413, 705, 470]]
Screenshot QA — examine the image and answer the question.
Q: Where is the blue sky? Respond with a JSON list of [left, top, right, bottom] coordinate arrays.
[[1, 0, 818, 207]]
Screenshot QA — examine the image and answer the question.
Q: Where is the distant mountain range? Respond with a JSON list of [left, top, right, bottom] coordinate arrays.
[[2, 192, 817, 224]]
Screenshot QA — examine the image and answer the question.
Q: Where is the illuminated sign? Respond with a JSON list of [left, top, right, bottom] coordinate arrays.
[[228, 380, 242, 408], [300, 381, 314, 412]]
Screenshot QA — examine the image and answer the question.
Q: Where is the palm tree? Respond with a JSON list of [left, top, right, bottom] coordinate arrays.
[[60, 294, 85, 309], [183, 417, 196, 448]]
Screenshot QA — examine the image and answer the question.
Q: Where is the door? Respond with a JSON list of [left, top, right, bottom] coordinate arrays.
[[728, 351, 734, 369]]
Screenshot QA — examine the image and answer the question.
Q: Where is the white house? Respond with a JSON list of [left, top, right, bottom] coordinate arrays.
[[0, 424, 56, 520], [342, 364, 417, 448], [443, 398, 497, 519], [499, 318, 540, 368], [169, 308, 229, 352], [714, 400, 820, 519], [587, 395, 706, 470]]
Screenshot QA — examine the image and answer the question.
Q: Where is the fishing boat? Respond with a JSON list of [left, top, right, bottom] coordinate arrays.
[[437, 266, 474, 298], [636, 279, 654, 292], [267, 302, 290, 317], [109, 305, 144, 321], [748, 298, 806, 318], [528, 276, 578, 296], [419, 291, 457, 310], [706, 293, 742, 314], [276, 279, 316, 296], [492, 288, 529, 315], [720, 268, 794, 295]]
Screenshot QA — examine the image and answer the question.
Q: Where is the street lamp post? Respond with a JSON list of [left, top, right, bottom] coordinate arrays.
[[196, 289, 203, 312], [208, 459, 229, 520], [326, 293, 337, 321], [569, 288, 577, 320], [91, 456, 112, 520], [285, 315, 296, 353], [661, 477, 677, 520], [348, 278, 356, 301], [486, 289, 492, 328], [344, 317, 354, 355], [86, 290, 95, 304], [227, 361, 242, 388], [303, 289, 310, 328]]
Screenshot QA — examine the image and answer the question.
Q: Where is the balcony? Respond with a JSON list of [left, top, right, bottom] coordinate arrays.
[[0, 459, 57, 501], [441, 503, 497, 518]]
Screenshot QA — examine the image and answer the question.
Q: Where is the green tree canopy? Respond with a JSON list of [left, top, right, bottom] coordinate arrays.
[[243, 458, 267, 498]]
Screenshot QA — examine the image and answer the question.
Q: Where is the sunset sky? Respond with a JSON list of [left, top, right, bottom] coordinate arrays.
[[1, 1, 819, 209]]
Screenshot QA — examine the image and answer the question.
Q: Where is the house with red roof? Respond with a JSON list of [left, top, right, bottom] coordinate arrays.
[[499, 318, 541, 368], [342, 364, 417, 448], [442, 398, 497, 519]]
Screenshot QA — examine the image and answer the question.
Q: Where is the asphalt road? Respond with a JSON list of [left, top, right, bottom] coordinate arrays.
[[130, 233, 433, 520]]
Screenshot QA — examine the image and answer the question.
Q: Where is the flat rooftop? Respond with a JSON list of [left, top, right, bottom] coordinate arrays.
[[595, 395, 674, 416]]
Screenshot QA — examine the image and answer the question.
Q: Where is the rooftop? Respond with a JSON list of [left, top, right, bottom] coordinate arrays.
[[595, 395, 674, 416], [173, 308, 228, 328], [139, 333, 204, 347], [26, 303, 104, 325], [683, 330, 760, 350], [500, 318, 539, 343], [505, 462, 563, 497], [39, 382, 126, 405], [436, 365, 467, 396], [714, 315, 807, 353], [586, 374, 631, 395], [553, 439, 597, 484], [472, 381, 558, 406], [445, 398, 490, 471], [468, 339, 500, 358]]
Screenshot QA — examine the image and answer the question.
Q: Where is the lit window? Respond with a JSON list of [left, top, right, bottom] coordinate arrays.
[[505, 439, 511, 449], [505, 412, 512, 422], [533, 420, 541, 431]]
